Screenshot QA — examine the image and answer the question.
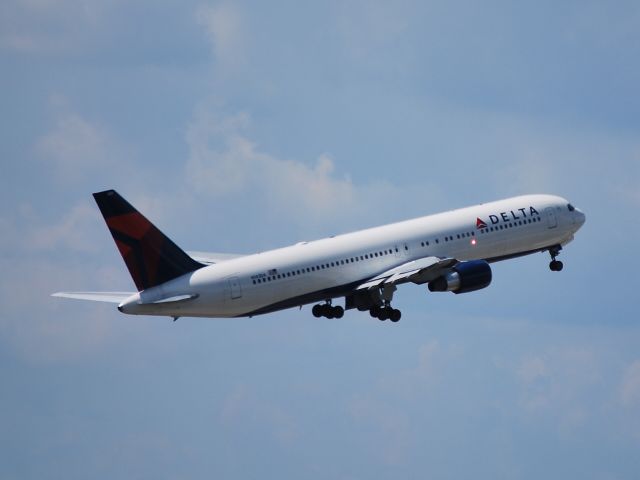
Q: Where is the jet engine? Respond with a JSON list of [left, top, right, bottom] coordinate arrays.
[[428, 260, 492, 294]]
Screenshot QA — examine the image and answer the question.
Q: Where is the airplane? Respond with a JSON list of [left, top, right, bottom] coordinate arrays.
[[53, 190, 586, 322]]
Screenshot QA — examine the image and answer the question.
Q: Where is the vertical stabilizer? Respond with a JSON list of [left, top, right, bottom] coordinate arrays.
[[93, 190, 204, 291]]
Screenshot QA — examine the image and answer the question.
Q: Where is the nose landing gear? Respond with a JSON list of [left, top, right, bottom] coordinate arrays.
[[548, 245, 564, 272]]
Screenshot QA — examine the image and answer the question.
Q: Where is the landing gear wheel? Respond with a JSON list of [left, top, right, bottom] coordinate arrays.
[[378, 307, 390, 321], [312, 302, 344, 319], [390, 309, 401, 322], [548, 246, 564, 272], [549, 260, 564, 272], [370, 306, 381, 318]]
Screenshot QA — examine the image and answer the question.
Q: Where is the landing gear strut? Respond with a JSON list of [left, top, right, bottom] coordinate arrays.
[[312, 301, 344, 319], [548, 245, 564, 272], [365, 284, 402, 322]]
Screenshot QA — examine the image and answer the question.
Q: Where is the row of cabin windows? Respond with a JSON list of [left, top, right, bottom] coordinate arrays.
[[478, 216, 542, 233], [252, 217, 545, 285], [252, 246, 400, 285], [420, 231, 476, 248], [418, 216, 542, 247]]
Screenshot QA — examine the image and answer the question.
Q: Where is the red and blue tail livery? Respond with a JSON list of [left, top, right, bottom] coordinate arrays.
[[93, 190, 204, 291]]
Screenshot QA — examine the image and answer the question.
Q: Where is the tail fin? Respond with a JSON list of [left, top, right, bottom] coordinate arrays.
[[93, 189, 204, 291]]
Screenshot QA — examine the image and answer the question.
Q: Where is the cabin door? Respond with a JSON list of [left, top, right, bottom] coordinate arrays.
[[545, 207, 558, 229], [227, 276, 243, 300]]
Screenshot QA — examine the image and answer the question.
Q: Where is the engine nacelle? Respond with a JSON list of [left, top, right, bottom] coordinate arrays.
[[428, 260, 492, 294]]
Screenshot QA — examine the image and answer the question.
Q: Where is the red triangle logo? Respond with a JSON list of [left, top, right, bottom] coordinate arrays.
[[476, 217, 487, 229]]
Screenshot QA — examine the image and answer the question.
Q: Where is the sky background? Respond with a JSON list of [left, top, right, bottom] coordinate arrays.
[[1, 0, 640, 478]]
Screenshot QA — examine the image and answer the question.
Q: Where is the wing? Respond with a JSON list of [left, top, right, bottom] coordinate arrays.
[[356, 256, 459, 291], [187, 251, 246, 265], [52, 292, 135, 303], [344, 256, 459, 312]]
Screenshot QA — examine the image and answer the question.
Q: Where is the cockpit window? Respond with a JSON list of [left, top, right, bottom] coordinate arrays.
[[567, 203, 575, 212]]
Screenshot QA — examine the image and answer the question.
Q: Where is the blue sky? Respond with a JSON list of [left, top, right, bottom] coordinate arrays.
[[1, 1, 640, 478]]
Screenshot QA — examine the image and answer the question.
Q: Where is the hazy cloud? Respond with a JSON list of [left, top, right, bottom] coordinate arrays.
[[26, 202, 101, 253], [220, 384, 299, 446], [620, 360, 640, 406], [0, 259, 127, 365], [348, 394, 410, 466], [0, 0, 109, 54], [516, 356, 547, 384], [36, 100, 117, 183], [196, 3, 247, 69], [335, 0, 412, 62], [373, 339, 449, 401], [515, 347, 601, 432]]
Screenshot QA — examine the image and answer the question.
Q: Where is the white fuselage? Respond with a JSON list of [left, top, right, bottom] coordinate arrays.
[[119, 194, 585, 318]]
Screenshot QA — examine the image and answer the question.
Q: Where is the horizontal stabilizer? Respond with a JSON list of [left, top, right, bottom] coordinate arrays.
[[52, 292, 134, 304], [147, 294, 199, 304]]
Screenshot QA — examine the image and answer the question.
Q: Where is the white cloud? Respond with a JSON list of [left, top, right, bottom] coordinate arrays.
[[416, 103, 639, 200], [196, 3, 246, 69], [36, 101, 118, 183], [0, 196, 135, 365], [184, 105, 406, 229], [26, 202, 102, 253], [40, 112, 105, 162], [0, 195, 108, 256]]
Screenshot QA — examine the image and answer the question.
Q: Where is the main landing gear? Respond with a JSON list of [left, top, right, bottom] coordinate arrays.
[[548, 245, 564, 272], [369, 284, 401, 322], [312, 285, 402, 322], [369, 304, 402, 322], [312, 302, 344, 319]]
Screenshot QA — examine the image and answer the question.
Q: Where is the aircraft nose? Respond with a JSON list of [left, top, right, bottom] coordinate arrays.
[[574, 208, 586, 226]]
